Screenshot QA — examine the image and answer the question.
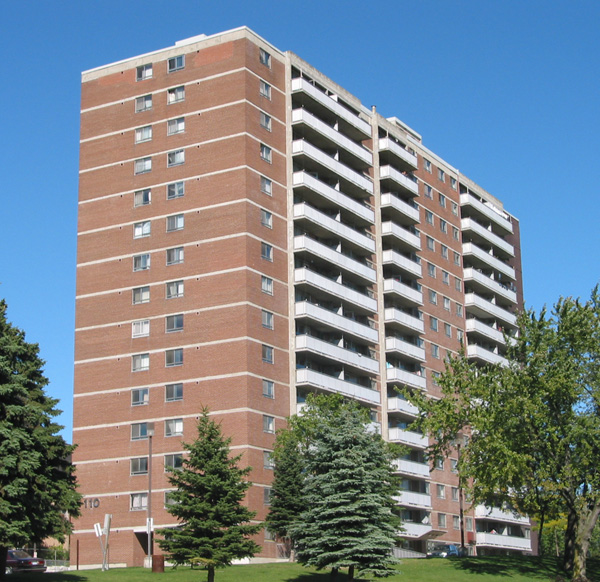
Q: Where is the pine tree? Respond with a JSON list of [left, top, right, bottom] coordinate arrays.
[[290, 398, 400, 580], [0, 300, 80, 578], [158, 409, 261, 582]]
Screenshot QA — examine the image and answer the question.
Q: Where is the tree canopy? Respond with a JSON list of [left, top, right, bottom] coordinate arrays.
[[0, 300, 80, 578], [158, 409, 261, 582], [408, 289, 600, 582]]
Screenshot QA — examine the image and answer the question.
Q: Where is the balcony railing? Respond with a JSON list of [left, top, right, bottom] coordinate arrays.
[[296, 334, 379, 373], [461, 218, 514, 257], [463, 267, 517, 304], [296, 368, 380, 404], [380, 193, 420, 224], [388, 427, 428, 448], [383, 279, 423, 305], [464, 293, 517, 327], [460, 192, 513, 234], [386, 367, 427, 390], [475, 532, 531, 551], [465, 318, 506, 344], [462, 242, 516, 280], [401, 521, 433, 539], [385, 337, 426, 362], [379, 165, 419, 196], [378, 137, 418, 170], [384, 307, 425, 334], [382, 249, 422, 278], [467, 344, 508, 366], [394, 491, 432, 509], [387, 396, 419, 417], [393, 458, 431, 479], [475, 505, 530, 525], [381, 221, 421, 251]]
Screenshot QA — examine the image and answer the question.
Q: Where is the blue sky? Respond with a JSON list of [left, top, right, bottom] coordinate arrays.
[[1, 0, 598, 440]]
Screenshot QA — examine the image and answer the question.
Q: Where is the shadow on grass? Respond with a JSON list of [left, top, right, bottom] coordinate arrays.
[[8, 574, 87, 582], [449, 555, 565, 579]]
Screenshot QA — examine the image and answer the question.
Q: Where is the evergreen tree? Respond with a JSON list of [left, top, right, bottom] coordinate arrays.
[[0, 300, 80, 578], [158, 409, 261, 582], [289, 397, 400, 580]]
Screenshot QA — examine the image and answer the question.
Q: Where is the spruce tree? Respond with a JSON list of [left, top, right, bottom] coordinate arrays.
[[158, 409, 261, 582], [0, 300, 80, 578]]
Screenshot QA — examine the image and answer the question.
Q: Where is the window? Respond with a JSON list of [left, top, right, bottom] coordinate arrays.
[[168, 55, 185, 73], [260, 144, 272, 163], [439, 193, 446, 208], [260, 112, 272, 131], [166, 314, 184, 332], [445, 323, 452, 338], [451, 459, 458, 473], [424, 184, 433, 199], [263, 415, 275, 433], [167, 214, 184, 232], [166, 383, 183, 401], [261, 275, 273, 295], [260, 176, 272, 195], [440, 219, 447, 234], [435, 457, 444, 470], [438, 513, 447, 528], [454, 252, 461, 266], [164, 491, 176, 507], [264, 528, 274, 541], [264, 487, 272, 505], [132, 286, 150, 304], [441, 245, 449, 260], [166, 348, 183, 367], [451, 201, 459, 215], [260, 209, 273, 228], [430, 317, 438, 332], [132, 353, 149, 372], [263, 451, 274, 469], [134, 189, 151, 207], [424, 159, 432, 173], [262, 379, 274, 398], [134, 221, 151, 239], [131, 422, 149, 440], [134, 157, 152, 174], [166, 280, 184, 299], [466, 517, 473, 532], [261, 242, 273, 261], [136, 64, 152, 81], [130, 492, 147, 511], [438, 168, 445, 182], [431, 344, 440, 359], [453, 515, 460, 530], [133, 253, 150, 271], [165, 418, 183, 437], [436, 484, 445, 499], [131, 388, 149, 406], [167, 117, 185, 135], [443, 296, 451, 311], [432, 371, 441, 386], [132, 319, 150, 338], [426, 236, 435, 251], [450, 177, 457, 190], [429, 289, 437, 305], [456, 303, 463, 318], [135, 95, 152, 112], [262, 310, 274, 330], [166, 247, 184, 265], [167, 149, 185, 167], [428, 263, 436, 278], [131, 457, 148, 475], [442, 270, 450, 285], [262, 344, 274, 364], [452, 487, 459, 502], [260, 80, 271, 99], [167, 85, 185, 104], [425, 210, 434, 225], [165, 454, 183, 470], [259, 48, 271, 68], [457, 329, 464, 342], [452, 226, 459, 241], [167, 181, 184, 199], [455, 277, 462, 292], [135, 125, 152, 143]]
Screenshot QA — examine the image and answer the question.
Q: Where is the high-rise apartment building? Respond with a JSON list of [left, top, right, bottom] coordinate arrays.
[[73, 27, 529, 567]]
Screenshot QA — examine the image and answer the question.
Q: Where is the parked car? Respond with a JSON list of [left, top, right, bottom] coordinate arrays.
[[427, 544, 465, 558], [6, 550, 47, 574]]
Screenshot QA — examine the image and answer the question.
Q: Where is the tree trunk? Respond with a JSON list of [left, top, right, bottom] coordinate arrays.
[[570, 503, 600, 582], [554, 528, 559, 557], [537, 508, 545, 557], [330, 567, 338, 580], [207, 566, 215, 582], [0, 546, 8, 579], [348, 565, 355, 580], [564, 508, 577, 572]]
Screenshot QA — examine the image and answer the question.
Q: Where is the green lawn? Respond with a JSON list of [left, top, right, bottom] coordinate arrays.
[[8, 557, 600, 582]]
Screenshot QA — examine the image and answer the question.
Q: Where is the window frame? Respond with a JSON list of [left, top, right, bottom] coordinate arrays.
[[261, 242, 273, 262], [133, 253, 150, 272], [135, 125, 153, 144], [136, 64, 152, 81], [259, 48, 272, 68], [134, 188, 151, 207], [166, 314, 184, 333], [131, 388, 149, 406], [262, 310, 274, 330], [132, 353, 150, 372], [167, 55, 185, 73], [165, 453, 184, 471], [260, 112, 272, 131], [166, 280, 184, 299], [259, 80, 272, 100], [166, 247, 184, 265], [165, 348, 183, 367], [262, 344, 274, 364], [134, 157, 152, 175], [132, 319, 150, 338], [135, 94, 152, 113], [131, 457, 149, 475], [132, 286, 150, 305], [166, 213, 184, 232], [260, 143, 272, 163], [167, 117, 185, 136], [263, 415, 275, 433], [165, 418, 184, 437], [131, 422, 148, 440], [167, 181, 184, 199], [167, 149, 185, 167], [130, 492, 148, 511], [260, 209, 273, 228], [133, 221, 151, 239], [165, 382, 184, 402], [262, 379, 274, 398], [167, 85, 185, 104], [261, 275, 273, 295]]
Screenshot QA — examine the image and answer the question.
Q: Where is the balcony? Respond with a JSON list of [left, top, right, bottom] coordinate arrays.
[[291, 77, 372, 137], [383, 279, 423, 306], [292, 108, 372, 165], [381, 221, 421, 251], [467, 344, 508, 366], [463, 267, 517, 304], [401, 521, 433, 539], [384, 307, 425, 334], [294, 202, 375, 253], [389, 428, 428, 448], [475, 505, 530, 525], [294, 235, 376, 283], [293, 171, 374, 224], [378, 137, 418, 170], [465, 318, 506, 344], [385, 337, 426, 362], [382, 249, 422, 278], [460, 192, 513, 235], [461, 218, 514, 257], [393, 459, 431, 479], [296, 334, 379, 374], [386, 367, 427, 390], [462, 242, 516, 281], [379, 165, 419, 196], [296, 368, 380, 404], [475, 532, 531, 551], [394, 491, 432, 509], [295, 301, 378, 343], [465, 293, 517, 327], [387, 396, 419, 417], [295, 268, 377, 312], [380, 193, 420, 224]]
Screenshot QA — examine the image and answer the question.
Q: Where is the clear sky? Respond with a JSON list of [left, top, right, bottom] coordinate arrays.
[[1, 0, 598, 441]]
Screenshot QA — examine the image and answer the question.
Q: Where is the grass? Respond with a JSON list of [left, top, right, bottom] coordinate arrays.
[[7, 556, 600, 582]]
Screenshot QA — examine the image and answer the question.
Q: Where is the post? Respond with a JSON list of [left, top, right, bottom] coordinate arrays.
[[147, 422, 155, 565], [457, 438, 465, 555]]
